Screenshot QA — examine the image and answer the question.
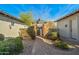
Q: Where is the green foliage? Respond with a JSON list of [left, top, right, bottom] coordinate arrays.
[[0, 34, 4, 41], [20, 12, 34, 26], [55, 40, 69, 49], [27, 26, 36, 39], [37, 28, 40, 36], [51, 32, 58, 38], [47, 32, 58, 41], [0, 37, 23, 55]]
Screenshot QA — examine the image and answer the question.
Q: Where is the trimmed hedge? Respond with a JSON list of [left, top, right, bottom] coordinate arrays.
[[47, 32, 58, 41], [0, 37, 23, 55], [27, 26, 36, 39], [0, 34, 4, 41]]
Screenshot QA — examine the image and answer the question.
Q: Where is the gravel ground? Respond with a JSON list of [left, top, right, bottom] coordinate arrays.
[[20, 36, 79, 55], [20, 37, 35, 55]]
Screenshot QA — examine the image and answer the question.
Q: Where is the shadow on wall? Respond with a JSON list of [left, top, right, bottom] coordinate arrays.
[[5, 37, 17, 40], [0, 34, 20, 40]]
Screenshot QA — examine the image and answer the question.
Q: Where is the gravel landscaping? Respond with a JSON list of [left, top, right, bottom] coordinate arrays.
[[20, 36, 79, 55]]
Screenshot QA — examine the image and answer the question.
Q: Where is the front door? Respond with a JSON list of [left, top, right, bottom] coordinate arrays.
[[70, 19, 77, 40]]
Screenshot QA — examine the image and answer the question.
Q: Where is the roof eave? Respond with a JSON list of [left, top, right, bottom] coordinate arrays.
[[56, 10, 79, 22]]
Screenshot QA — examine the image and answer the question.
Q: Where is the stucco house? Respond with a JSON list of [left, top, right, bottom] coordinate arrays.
[[56, 10, 79, 41], [0, 11, 28, 39]]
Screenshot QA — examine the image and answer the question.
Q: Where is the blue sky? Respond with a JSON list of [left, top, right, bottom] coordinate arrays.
[[0, 4, 79, 21]]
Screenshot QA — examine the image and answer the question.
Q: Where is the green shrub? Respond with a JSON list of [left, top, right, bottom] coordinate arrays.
[[51, 32, 58, 38], [37, 28, 40, 36], [55, 40, 69, 49], [47, 32, 58, 41], [0, 34, 4, 41], [0, 37, 23, 55], [27, 26, 36, 39]]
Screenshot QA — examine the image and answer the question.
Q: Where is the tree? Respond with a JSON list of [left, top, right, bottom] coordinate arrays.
[[20, 12, 34, 26]]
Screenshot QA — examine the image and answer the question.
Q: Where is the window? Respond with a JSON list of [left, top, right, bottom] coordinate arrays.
[[9, 22, 14, 29], [11, 22, 14, 26]]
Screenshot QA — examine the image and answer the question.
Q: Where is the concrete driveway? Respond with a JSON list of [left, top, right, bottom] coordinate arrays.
[[20, 36, 79, 55]]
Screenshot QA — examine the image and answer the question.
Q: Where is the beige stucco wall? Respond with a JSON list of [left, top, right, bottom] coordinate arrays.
[[0, 14, 28, 38], [57, 13, 79, 40], [57, 18, 70, 38]]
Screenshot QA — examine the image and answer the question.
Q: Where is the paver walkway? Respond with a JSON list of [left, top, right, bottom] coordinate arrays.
[[20, 36, 79, 55]]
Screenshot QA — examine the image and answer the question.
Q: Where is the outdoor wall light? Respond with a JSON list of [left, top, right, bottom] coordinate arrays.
[[65, 24, 67, 27], [9, 24, 12, 29]]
